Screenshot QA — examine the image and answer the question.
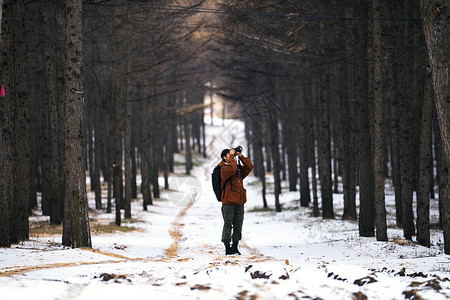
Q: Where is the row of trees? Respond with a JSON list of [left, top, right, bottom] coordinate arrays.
[[0, 0, 211, 247], [1, 0, 448, 255], [1, 0, 91, 247], [211, 0, 449, 254]]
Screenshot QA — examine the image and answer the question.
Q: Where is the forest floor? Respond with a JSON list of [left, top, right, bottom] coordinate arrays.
[[1, 118, 449, 300]]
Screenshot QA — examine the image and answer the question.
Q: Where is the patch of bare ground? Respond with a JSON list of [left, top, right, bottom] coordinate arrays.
[[29, 218, 142, 238]]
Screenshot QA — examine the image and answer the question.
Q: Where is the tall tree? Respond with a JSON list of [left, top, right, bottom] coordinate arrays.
[[267, 79, 282, 212], [0, 0, 13, 247], [338, 61, 357, 221], [420, 0, 450, 254], [420, 0, 450, 172], [372, 0, 387, 241], [62, 0, 91, 248], [299, 87, 311, 208], [398, 2, 416, 241], [41, 0, 63, 224], [354, 0, 375, 237], [123, 11, 133, 220], [0, 0, 30, 244], [318, 66, 333, 219], [11, 0, 31, 241], [417, 66, 434, 247]]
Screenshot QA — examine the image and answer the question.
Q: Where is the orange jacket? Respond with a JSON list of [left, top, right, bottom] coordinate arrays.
[[219, 155, 253, 205]]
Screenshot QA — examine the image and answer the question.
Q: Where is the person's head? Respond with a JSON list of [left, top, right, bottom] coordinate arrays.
[[221, 149, 230, 162]]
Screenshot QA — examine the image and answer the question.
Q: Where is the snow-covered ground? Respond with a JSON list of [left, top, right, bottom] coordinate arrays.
[[0, 117, 449, 300]]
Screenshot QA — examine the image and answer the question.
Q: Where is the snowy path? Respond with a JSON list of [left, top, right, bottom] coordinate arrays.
[[1, 118, 450, 299]]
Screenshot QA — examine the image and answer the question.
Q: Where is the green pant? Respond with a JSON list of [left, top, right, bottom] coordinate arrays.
[[221, 204, 245, 244]]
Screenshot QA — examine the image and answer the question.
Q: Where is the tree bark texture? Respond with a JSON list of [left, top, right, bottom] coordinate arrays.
[[417, 67, 434, 247], [285, 96, 298, 192], [338, 61, 356, 221], [354, 0, 375, 237], [114, 163, 121, 226], [420, 1, 450, 254], [299, 88, 311, 207], [438, 153, 449, 254], [397, 1, 416, 241], [41, 1, 62, 224], [12, 0, 30, 241], [318, 67, 334, 219], [372, 0, 387, 242], [267, 81, 282, 213], [123, 14, 132, 219], [250, 108, 268, 208], [420, 0, 450, 174], [389, 57, 403, 227], [305, 80, 319, 217], [0, 0, 13, 247], [62, 0, 91, 248]]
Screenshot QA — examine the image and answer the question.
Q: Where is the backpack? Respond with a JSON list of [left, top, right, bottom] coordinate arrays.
[[211, 165, 231, 202]]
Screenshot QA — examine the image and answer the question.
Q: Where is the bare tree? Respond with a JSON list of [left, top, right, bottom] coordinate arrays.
[[417, 66, 434, 247], [11, 0, 31, 242], [372, 0, 387, 241], [420, 0, 450, 254], [62, 0, 91, 248], [354, 0, 375, 237], [0, 0, 13, 247]]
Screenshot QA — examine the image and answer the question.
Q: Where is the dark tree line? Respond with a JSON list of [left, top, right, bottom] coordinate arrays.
[[0, 0, 449, 255], [1, 0, 211, 247], [211, 0, 450, 253]]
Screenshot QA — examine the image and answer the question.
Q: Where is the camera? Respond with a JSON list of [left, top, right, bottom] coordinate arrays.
[[233, 146, 243, 154]]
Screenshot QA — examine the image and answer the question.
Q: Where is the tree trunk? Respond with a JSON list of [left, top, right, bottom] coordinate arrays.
[[417, 66, 434, 247], [124, 95, 132, 219], [398, 2, 416, 240], [354, 0, 375, 237], [62, 0, 91, 248], [113, 164, 121, 226], [318, 66, 334, 219], [305, 79, 319, 217], [299, 88, 310, 207], [141, 87, 152, 210], [420, 1, 450, 253], [41, 0, 63, 223], [185, 122, 192, 175], [434, 120, 443, 227], [389, 47, 403, 226], [251, 108, 268, 208], [123, 15, 132, 219], [310, 121, 319, 218], [438, 151, 449, 254], [94, 96, 102, 209], [10, 0, 30, 242], [372, 0, 387, 241], [338, 61, 357, 221], [56, 3, 66, 218], [0, 0, 13, 246], [41, 64, 51, 217], [420, 0, 450, 177], [285, 96, 298, 192], [265, 132, 272, 173], [131, 133, 138, 199], [267, 80, 281, 212]]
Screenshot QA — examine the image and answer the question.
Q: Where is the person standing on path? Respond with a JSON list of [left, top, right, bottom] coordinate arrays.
[[218, 147, 253, 255]]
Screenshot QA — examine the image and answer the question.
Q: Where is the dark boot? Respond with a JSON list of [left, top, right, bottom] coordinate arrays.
[[224, 243, 233, 255], [231, 241, 241, 255]]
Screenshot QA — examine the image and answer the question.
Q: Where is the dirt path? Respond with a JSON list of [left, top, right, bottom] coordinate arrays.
[[163, 201, 194, 260]]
